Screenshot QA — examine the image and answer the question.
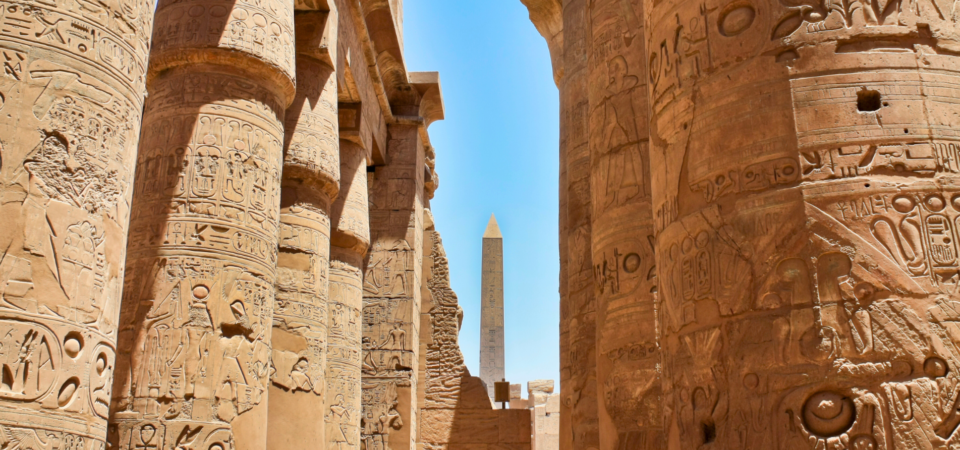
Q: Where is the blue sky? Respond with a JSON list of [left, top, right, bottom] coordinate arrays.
[[402, 1, 561, 392]]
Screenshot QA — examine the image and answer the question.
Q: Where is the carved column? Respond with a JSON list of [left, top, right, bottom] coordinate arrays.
[[0, 0, 153, 440], [559, 0, 599, 448], [361, 124, 423, 450], [267, 8, 339, 449], [328, 140, 369, 450], [645, 0, 960, 446], [586, 0, 661, 448], [109, 0, 295, 446]]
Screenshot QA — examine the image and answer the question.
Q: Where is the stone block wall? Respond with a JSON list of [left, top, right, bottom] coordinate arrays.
[[418, 227, 532, 450], [528, 380, 560, 450]]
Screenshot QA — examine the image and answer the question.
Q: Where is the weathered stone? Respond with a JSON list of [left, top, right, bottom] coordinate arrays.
[[0, 0, 153, 442], [418, 225, 532, 450], [510, 384, 522, 400], [585, 0, 661, 448], [362, 122, 425, 450], [267, 5, 341, 449], [524, 0, 960, 444], [527, 380, 555, 396], [0, 0, 515, 449], [111, 0, 296, 442], [558, 0, 599, 449], [328, 139, 369, 450]]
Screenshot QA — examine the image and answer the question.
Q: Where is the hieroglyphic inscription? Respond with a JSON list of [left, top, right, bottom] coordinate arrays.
[[150, 0, 295, 82], [327, 256, 363, 450], [361, 124, 424, 450], [421, 231, 467, 411], [266, 45, 341, 448], [0, 0, 151, 437], [112, 64, 286, 448]]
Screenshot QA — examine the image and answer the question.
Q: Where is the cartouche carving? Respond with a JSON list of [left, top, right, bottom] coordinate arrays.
[[0, 0, 152, 439]]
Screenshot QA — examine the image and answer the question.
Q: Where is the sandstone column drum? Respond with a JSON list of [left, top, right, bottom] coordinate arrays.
[[109, 0, 296, 445], [645, 0, 960, 445], [267, 7, 340, 449], [0, 0, 154, 443]]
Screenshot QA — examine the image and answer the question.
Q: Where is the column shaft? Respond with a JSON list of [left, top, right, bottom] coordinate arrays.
[[268, 35, 341, 447], [361, 124, 424, 450], [645, 0, 960, 447], [328, 140, 369, 450], [110, 0, 295, 446], [559, 0, 599, 448], [586, 0, 661, 448], [0, 0, 154, 442]]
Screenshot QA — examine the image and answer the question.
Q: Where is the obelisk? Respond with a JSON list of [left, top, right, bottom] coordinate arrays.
[[480, 214, 504, 399]]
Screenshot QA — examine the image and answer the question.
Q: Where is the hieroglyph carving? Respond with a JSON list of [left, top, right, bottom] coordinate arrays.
[[327, 258, 363, 450], [112, 66, 286, 449], [0, 0, 151, 439], [642, 0, 960, 439], [149, 0, 295, 83], [360, 380, 404, 450], [422, 231, 466, 411], [273, 214, 331, 396]]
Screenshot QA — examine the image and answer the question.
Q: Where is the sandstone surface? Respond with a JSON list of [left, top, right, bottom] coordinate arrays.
[[521, 0, 960, 447], [0, 1, 530, 449]]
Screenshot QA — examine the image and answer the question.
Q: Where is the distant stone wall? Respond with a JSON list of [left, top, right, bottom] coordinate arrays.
[[528, 380, 560, 450], [418, 225, 532, 450]]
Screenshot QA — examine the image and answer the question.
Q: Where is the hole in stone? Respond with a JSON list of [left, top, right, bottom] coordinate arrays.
[[64, 332, 83, 358], [904, 129, 910, 134], [865, 184, 871, 188], [1, 366, 12, 390], [702, 422, 717, 444], [857, 90, 881, 112]]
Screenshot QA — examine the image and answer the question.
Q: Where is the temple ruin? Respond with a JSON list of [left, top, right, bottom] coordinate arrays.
[[521, 0, 960, 448], [0, 0, 530, 448], [2, 0, 960, 445]]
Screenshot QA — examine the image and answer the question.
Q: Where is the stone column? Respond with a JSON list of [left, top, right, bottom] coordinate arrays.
[[586, 0, 661, 448], [0, 0, 153, 441], [557, 86, 572, 450], [328, 140, 369, 450], [267, 8, 339, 449], [559, 0, 598, 448], [361, 124, 423, 450], [645, 0, 960, 447], [109, 0, 295, 446]]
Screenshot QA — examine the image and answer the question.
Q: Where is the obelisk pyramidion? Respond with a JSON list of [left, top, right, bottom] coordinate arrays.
[[480, 214, 505, 399]]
